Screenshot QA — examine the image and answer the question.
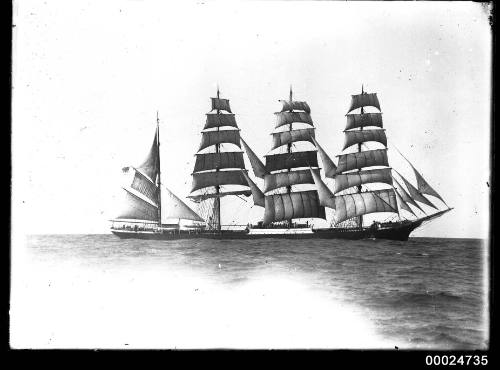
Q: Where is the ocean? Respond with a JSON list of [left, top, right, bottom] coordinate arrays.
[[10, 235, 489, 349]]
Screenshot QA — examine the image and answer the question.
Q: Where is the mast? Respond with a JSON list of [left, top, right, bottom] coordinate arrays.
[[286, 85, 293, 228], [156, 111, 162, 227], [357, 84, 364, 229], [258, 89, 325, 226], [215, 87, 221, 231], [189, 88, 250, 229]]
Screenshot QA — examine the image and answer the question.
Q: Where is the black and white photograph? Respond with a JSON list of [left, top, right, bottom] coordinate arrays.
[[10, 0, 492, 351]]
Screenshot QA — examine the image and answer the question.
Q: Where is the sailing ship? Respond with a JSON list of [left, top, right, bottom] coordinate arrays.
[[111, 87, 452, 240]]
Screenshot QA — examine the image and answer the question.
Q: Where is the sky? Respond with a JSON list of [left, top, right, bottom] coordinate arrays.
[[12, 0, 492, 238]]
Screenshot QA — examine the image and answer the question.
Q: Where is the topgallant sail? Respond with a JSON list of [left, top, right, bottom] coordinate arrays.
[[111, 87, 452, 241]]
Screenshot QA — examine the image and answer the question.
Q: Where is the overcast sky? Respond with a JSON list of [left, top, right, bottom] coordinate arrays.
[[12, 0, 491, 238]]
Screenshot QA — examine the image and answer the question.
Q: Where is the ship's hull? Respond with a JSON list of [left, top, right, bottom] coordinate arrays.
[[111, 219, 423, 242]]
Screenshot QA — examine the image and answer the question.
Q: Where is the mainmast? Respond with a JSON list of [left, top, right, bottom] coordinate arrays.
[[357, 84, 364, 229], [286, 86, 293, 228], [214, 87, 221, 231], [255, 88, 325, 226], [156, 111, 162, 227]]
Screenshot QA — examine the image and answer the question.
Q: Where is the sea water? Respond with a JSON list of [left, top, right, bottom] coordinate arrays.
[[10, 235, 488, 349]]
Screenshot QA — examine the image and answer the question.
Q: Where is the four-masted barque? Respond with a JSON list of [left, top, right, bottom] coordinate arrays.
[[111, 86, 452, 241]]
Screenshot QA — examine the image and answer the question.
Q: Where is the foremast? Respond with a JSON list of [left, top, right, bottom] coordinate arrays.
[[188, 88, 251, 231]]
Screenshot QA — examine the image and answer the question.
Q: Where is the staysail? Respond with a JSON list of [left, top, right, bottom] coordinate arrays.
[[311, 137, 337, 178], [392, 176, 426, 214], [241, 170, 265, 207], [309, 167, 336, 209], [240, 137, 268, 179], [162, 187, 205, 222], [396, 171, 438, 210]]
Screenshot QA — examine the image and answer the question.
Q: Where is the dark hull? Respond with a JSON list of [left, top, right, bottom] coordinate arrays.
[[111, 219, 424, 242]]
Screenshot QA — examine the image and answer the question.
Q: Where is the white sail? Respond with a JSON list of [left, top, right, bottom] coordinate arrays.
[[395, 148, 448, 205], [263, 169, 318, 193], [191, 170, 249, 193], [408, 161, 447, 204], [130, 169, 159, 205], [241, 170, 265, 207], [162, 187, 205, 222], [333, 168, 393, 194], [309, 167, 336, 209], [265, 151, 318, 172], [271, 128, 316, 150], [204, 114, 238, 130], [240, 137, 268, 179], [392, 176, 425, 213], [137, 129, 160, 182], [336, 149, 388, 174], [347, 93, 381, 113], [345, 113, 383, 130], [334, 189, 398, 224], [311, 137, 337, 178], [394, 189, 416, 216], [194, 152, 245, 172], [116, 188, 159, 222], [343, 129, 387, 150], [198, 130, 241, 152], [279, 100, 311, 113], [263, 190, 325, 225], [211, 97, 232, 113], [188, 190, 252, 202], [398, 172, 438, 210], [274, 112, 313, 128]]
